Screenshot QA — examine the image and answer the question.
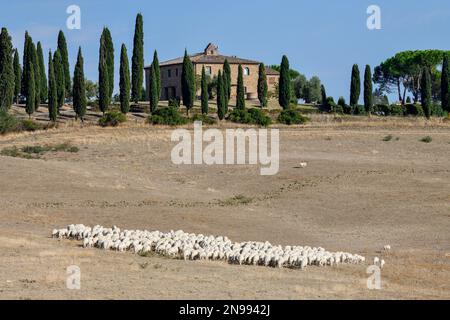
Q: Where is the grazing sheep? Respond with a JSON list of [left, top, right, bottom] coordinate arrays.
[[384, 245, 391, 251], [51, 224, 366, 271]]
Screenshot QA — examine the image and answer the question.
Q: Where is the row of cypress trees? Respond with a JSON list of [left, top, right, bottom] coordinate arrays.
[[350, 60, 450, 119]]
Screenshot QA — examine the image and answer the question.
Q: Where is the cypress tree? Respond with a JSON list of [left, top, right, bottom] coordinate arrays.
[[421, 66, 432, 119], [131, 13, 144, 103], [98, 35, 110, 115], [236, 64, 245, 110], [57, 30, 70, 96], [53, 50, 65, 112], [181, 49, 195, 115], [25, 57, 35, 117], [149, 63, 159, 114], [364, 64, 373, 114], [47, 50, 57, 122], [217, 70, 225, 120], [21, 32, 30, 96], [13, 48, 21, 104], [257, 63, 268, 108], [223, 59, 231, 105], [29, 40, 40, 111], [279, 55, 291, 109], [441, 54, 450, 112], [119, 44, 130, 114], [201, 66, 209, 115], [350, 64, 360, 108], [0, 28, 15, 110], [102, 27, 114, 100], [73, 47, 87, 121], [321, 84, 327, 105], [37, 42, 47, 103], [153, 50, 161, 98]]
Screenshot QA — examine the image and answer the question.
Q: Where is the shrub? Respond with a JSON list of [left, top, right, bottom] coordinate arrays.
[[0, 109, 20, 134], [383, 135, 393, 142], [389, 104, 404, 116], [168, 98, 180, 108], [405, 104, 424, 116], [98, 110, 127, 127], [432, 103, 444, 117], [353, 104, 366, 115], [228, 108, 272, 127], [20, 119, 43, 131], [192, 113, 217, 125], [247, 108, 272, 127], [148, 106, 189, 126], [277, 108, 309, 125], [420, 136, 432, 143], [0, 110, 43, 134], [1, 143, 79, 159]]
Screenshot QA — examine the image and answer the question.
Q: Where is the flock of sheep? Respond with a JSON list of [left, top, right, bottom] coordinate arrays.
[[52, 224, 370, 270]]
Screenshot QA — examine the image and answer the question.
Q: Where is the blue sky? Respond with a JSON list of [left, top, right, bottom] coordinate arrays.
[[2, 0, 450, 101]]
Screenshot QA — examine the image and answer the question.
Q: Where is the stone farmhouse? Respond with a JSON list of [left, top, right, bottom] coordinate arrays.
[[145, 43, 279, 102]]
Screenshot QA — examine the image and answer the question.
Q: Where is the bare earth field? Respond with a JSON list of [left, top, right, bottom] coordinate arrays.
[[0, 113, 449, 299]]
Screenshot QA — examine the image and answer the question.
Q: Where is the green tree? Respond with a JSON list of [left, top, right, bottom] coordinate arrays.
[[321, 84, 327, 105], [30, 40, 40, 111], [153, 50, 161, 98], [258, 63, 268, 107], [278, 55, 291, 109], [131, 13, 144, 103], [201, 66, 209, 115], [441, 54, 450, 112], [102, 28, 114, 100], [217, 70, 226, 120], [293, 74, 307, 100], [98, 34, 110, 115], [236, 64, 245, 110], [47, 50, 57, 122], [350, 64, 360, 107], [21, 32, 30, 96], [13, 49, 21, 104], [149, 63, 159, 114], [223, 59, 231, 105], [53, 50, 65, 111], [304, 76, 321, 103], [57, 31, 70, 96], [85, 80, 98, 101], [0, 28, 15, 109], [119, 44, 130, 114], [421, 66, 432, 118], [364, 65, 373, 114], [73, 47, 87, 121], [181, 49, 195, 115], [25, 56, 35, 117], [37, 42, 47, 103]]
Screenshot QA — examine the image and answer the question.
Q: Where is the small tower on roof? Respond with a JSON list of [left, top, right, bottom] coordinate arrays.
[[204, 43, 219, 56]]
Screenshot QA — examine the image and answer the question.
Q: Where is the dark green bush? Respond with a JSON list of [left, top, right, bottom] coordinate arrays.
[[277, 108, 309, 125], [192, 113, 217, 125], [353, 105, 366, 115], [168, 98, 180, 108], [389, 104, 404, 116], [148, 107, 189, 126], [98, 110, 127, 127], [228, 108, 272, 127], [21, 119, 43, 131], [431, 103, 444, 117], [405, 104, 424, 116], [0, 109, 20, 134]]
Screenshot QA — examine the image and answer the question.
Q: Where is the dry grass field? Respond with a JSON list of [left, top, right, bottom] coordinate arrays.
[[0, 105, 449, 299]]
